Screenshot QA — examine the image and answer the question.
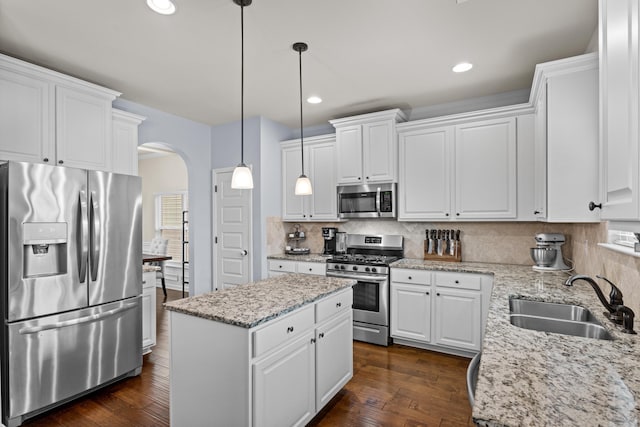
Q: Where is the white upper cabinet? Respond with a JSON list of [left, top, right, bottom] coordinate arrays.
[[330, 109, 407, 185], [454, 117, 517, 219], [0, 53, 120, 171], [112, 109, 145, 176], [531, 53, 600, 222], [281, 135, 339, 221], [0, 68, 53, 163], [398, 113, 520, 221], [55, 85, 113, 170], [598, 0, 640, 220], [398, 126, 452, 219]]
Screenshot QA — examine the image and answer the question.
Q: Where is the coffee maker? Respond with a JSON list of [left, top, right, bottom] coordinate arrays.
[[322, 227, 338, 255], [530, 233, 571, 271]]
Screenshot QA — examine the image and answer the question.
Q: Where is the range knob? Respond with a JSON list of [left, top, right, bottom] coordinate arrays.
[[340, 265, 345, 270], [352, 266, 358, 271], [371, 267, 377, 273], [365, 267, 371, 272]]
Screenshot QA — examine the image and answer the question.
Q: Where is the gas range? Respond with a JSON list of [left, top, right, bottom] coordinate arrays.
[[326, 255, 400, 275], [326, 234, 403, 274], [325, 234, 403, 347], [327, 254, 400, 274]]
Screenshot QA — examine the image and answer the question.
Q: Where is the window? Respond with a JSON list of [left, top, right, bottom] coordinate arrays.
[[155, 192, 188, 262]]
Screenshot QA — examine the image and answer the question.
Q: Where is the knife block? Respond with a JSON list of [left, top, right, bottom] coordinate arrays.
[[423, 240, 462, 262]]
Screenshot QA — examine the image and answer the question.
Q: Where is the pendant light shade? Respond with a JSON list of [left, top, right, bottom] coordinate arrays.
[[295, 174, 312, 195], [293, 42, 312, 196], [231, 0, 254, 190], [231, 164, 253, 189]]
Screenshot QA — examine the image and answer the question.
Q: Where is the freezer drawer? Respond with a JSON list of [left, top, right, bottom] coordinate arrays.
[[4, 297, 142, 425]]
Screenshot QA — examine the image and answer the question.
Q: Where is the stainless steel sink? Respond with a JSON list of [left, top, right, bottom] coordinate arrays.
[[509, 314, 613, 340], [509, 298, 613, 340], [509, 299, 597, 322]]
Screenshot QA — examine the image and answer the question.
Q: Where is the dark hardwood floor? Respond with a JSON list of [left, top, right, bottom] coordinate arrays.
[[23, 288, 475, 426]]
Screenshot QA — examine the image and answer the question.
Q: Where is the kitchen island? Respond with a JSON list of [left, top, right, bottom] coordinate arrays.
[[391, 259, 640, 426], [164, 274, 355, 427]]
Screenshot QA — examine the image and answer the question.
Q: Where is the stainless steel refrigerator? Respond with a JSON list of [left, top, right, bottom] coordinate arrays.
[[0, 161, 143, 427]]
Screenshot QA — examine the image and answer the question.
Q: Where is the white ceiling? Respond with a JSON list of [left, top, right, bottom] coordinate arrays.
[[0, 0, 597, 129]]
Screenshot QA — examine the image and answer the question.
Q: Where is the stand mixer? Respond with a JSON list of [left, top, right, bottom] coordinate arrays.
[[530, 233, 571, 271]]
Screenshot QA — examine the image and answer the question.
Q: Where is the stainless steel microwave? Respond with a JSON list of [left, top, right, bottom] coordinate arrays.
[[337, 183, 396, 219]]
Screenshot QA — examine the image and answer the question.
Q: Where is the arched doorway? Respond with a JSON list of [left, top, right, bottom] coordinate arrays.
[[138, 142, 190, 297]]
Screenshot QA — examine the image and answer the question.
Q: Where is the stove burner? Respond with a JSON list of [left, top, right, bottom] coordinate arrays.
[[328, 254, 400, 266]]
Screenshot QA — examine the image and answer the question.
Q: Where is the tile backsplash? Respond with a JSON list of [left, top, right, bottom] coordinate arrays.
[[267, 217, 574, 265], [267, 218, 640, 319]]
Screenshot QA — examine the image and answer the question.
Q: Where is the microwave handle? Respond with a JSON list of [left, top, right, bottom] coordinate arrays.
[[376, 187, 381, 217]]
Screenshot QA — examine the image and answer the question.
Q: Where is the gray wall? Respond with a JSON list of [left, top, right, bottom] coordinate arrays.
[[114, 98, 213, 296]]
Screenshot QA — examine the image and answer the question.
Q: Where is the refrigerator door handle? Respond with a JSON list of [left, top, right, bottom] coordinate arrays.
[[18, 302, 138, 335], [78, 191, 89, 283], [89, 192, 101, 282]]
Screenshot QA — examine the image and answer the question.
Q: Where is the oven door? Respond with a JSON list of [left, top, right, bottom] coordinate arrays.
[[328, 272, 388, 326]]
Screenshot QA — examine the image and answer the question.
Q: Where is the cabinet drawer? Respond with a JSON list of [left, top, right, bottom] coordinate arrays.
[[253, 305, 314, 358], [316, 288, 353, 323], [391, 268, 431, 285], [268, 259, 297, 273], [434, 272, 481, 291], [297, 261, 326, 276]]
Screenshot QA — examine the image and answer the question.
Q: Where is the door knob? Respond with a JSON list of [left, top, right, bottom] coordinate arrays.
[[240, 249, 248, 256]]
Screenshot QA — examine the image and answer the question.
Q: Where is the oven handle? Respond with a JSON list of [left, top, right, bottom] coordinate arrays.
[[376, 187, 381, 217], [327, 272, 388, 282]]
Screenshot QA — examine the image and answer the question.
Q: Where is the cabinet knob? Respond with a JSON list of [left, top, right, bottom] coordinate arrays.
[[303, 214, 306, 218], [445, 213, 450, 217], [287, 326, 294, 333], [309, 268, 313, 272], [589, 201, 602, 211], [437, 293, 441, 296], [456, 213, 460, 216], [311, 338, 316, 344], [366, 176, 369, 180], [358, 177, 361, 180], [43, 157, 49, 163], [319, 332, 325, 339], [309, 215, 313, 218], [455, 280, 459, 284], [408, 276, 412, 280], [336, 302, 342, 308], [279, 265, 283, 268], [426, 291, 430, 295], [534, 210, 541, 215], [58, 160, 64, 164]]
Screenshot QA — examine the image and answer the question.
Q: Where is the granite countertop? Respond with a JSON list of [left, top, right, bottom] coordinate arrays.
[[390, 259, 640, 426], [164, 274, 355, 328], [268, 253, 330, 263]]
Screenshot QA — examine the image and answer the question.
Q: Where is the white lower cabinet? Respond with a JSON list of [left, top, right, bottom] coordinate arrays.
[[433, 287, 481, 351], [315, 310, 353, 409], [390, 283, 431, 342], [267, 259, 326, 278], [253, 331, 316, 427], [141, 270, 157, 354], [390, 268, 491, 356], [170, 287, 353, 427]]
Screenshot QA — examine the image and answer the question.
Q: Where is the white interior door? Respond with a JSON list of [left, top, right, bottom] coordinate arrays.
[[213, 168, 252, 290]]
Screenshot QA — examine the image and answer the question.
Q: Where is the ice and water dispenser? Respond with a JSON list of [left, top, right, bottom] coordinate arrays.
[[23, 222, 67, 278]]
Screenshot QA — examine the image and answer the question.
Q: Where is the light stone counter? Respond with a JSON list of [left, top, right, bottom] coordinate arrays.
[[164, 274, 355, 328], [267, 253, 330, 263], [390, 259, 640, 426]]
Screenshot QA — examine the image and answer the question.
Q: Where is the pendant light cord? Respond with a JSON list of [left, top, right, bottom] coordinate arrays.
[[240, 2, 245, 165], [298, 48, 304, 175]]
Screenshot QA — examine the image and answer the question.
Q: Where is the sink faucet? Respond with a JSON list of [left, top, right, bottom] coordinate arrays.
[[565, 275, 636, 334]]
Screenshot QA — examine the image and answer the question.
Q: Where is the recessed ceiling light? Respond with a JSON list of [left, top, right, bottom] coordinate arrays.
[[307, 96, 322, 104], [147, 0, 176, 15], [452, 62, 473, 73]]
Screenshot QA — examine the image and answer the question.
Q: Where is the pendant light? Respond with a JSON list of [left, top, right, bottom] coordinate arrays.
[[231, 0, 254, 189], [293, 42, 312, 196]]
